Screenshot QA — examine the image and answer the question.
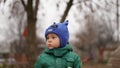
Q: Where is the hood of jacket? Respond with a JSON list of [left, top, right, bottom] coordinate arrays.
[[44, 44, 72, 57]]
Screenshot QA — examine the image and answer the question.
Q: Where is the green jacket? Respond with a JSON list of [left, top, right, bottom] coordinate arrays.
[[34, 44, 82, 68]]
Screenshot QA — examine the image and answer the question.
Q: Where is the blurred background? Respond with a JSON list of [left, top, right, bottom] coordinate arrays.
[[0, 0, 120, 68]]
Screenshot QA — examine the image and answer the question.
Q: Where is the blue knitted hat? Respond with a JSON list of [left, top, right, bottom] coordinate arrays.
[[45, 20, 69, 48]]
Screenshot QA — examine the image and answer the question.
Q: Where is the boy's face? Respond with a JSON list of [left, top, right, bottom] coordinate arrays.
[[46, 33, 60, 49]]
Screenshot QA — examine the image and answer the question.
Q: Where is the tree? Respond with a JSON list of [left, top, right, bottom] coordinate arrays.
[[21, 0, 40, 68], [75, 12, 114, 62], [60, 0, 73, 22], [107, 0, 120, 68], [116, 0, 119, 41]]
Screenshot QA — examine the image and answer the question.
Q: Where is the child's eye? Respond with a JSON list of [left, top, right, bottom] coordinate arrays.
[[52, 37, 56, 39]]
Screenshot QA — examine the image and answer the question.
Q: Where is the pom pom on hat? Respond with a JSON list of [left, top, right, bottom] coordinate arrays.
[[45, 20, 69, 48]]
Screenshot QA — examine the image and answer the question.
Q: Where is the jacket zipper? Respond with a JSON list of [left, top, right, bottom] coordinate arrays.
[[54, 57, 57, 68]]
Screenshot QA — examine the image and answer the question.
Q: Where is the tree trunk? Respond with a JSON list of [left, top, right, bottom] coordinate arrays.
[[21, 0, 39, 68], [98, 47, 104, 62], [26, 18, 37, 68], [116, 0, 119, 41]]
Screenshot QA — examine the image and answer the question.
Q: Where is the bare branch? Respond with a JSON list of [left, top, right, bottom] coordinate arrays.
[[34, 0, 40, 18], [4, 0, 6, 3], [21, 0, 27, 11], [60, 0, 73, 22]]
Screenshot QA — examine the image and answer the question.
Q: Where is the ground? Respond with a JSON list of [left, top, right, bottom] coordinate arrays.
[[82, 62, 107, 68], [0, 61, 107, 68]]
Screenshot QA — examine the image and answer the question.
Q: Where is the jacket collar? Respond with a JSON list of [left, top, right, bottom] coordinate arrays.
[[44, 44, 72, 57]]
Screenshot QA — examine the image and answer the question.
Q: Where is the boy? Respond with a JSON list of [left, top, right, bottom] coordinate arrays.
[[34, 20, 82, 68]]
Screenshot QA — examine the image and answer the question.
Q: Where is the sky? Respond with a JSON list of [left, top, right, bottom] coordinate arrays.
[[0, 0, 119, 53], [0, 0, 119, 42], [1, 0, 81, 42], [37, 0, 86, 41], [0, 11, 10, 41]]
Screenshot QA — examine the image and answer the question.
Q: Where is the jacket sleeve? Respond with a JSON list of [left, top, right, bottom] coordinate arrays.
[[34, 56, 43, 68], [74, 55, 82, 68]]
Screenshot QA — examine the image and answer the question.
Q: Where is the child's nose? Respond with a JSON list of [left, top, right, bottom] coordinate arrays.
[[48, 39, 52, 42]]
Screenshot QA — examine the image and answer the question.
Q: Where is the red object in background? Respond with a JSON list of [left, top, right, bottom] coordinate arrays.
[[23, 27, 27, 37]]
